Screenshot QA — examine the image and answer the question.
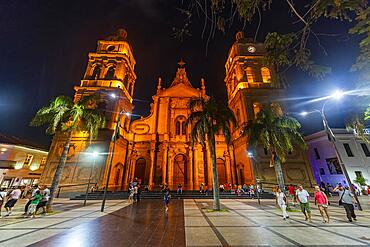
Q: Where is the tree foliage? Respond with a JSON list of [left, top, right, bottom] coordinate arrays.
[[31, 94, 106, 140], [175, 0, 368, 84], [242, 103, 306, 166], [187, 97, 236, 147]]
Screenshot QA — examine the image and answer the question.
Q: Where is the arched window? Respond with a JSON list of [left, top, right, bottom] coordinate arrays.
[[176, 121, 181, 135], [91, 65, 101, 79], [246, 67, 255, 83], [182, 121, 186, 135], [261, 67, 271, 83], [105, 66, 116, 79], [175, 116, 186, 136]]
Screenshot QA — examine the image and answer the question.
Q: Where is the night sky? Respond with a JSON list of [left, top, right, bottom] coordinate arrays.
[[0, 1, 361, 148]]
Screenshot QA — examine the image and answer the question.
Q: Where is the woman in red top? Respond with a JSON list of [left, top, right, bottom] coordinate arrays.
[[314, 186, 330, 223]]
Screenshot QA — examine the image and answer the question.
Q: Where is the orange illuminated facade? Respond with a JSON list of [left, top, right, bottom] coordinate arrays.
[[40, 30, 315, 193]]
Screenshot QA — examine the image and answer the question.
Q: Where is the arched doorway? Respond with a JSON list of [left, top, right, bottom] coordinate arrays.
[[173, 154, 187, 188], [217, 158, 227, 185], [134, 158, 147, 185]]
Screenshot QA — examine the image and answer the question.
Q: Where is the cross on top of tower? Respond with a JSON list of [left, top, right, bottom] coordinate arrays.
[[178, 58, 186, 67]]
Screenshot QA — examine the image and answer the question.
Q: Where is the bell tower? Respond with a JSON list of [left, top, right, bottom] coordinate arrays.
[[225, 31, 284, 127], [41, 29, 137, 192], [74, 28, 136, 130], [225, 32, 315, 190]]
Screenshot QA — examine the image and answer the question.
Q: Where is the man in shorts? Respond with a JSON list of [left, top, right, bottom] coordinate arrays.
[[5, 187, 22, 216], [0, 189, 8, 218], [296, 184, 312, 222]]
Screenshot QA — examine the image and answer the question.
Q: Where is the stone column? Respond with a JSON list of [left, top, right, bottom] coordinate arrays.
[[148, 141, 156, 190], [188, 146, 194, 190], [167, 150, 174, 188], [193, 146, 200, 190], [229, 145, 236, 185], [162, 143, 168, 185], [123, 145, 133, 190], [224, 151, 232, 184]]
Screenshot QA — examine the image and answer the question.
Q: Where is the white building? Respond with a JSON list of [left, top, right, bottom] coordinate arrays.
[[305, 129, 370, 187], [0, 133, 48, 188]]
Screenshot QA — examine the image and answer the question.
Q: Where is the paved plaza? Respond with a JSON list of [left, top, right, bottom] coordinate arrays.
[[0, 198, 369, 246]]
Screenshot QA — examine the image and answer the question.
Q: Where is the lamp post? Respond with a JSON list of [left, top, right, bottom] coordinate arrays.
[[100, 109, 127, 212], [301, 90, 362, 211], [247, 151, 260, 205], [84, 151, 98, 206]]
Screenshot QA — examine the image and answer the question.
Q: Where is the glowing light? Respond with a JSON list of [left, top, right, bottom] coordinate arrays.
[[92, 151, 99, 158], [110, 93, 117, 99], [300, 111, 308, 116], [330, 90, 344, 100], [247, 151, 254, 158], [29, 163, 40, 171], [0, 148, 7, 152], [125, 112, 130, 117], [14, 163, 23, 170]]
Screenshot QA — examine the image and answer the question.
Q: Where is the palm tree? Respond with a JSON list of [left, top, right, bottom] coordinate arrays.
[[31, 94, 105, 211], [346, 107, 370, 143], [242, 103, 306, 192], [187, 97, 236, 210]]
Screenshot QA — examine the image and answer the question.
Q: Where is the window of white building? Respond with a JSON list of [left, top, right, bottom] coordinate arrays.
[[343, 143, 354, 157], [360, 143, 370, 157]]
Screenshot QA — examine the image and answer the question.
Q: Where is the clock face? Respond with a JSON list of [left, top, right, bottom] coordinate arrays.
[[248, 46, 256, 53]]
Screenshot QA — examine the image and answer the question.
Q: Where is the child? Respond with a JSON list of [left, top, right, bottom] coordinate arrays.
[[128, 186, 134, 203], [26, 190, 42, 218]]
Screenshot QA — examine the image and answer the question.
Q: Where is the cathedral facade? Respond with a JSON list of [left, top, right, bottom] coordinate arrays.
[[40, 30, 315, 193]]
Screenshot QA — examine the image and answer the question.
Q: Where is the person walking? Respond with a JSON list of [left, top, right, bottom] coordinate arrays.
[[128, 185, 134, 203], [26, 190, 42, 218], [24, 185, 39, 215], [163, 186, 171, 212], [4, 187, 21, 216], [296, 184, 312, 222], [133, 185, 138, 203], [177, 184, 183, 195], [276, 188, 289, 220], [314, 186, 330, 223], [0, 189, 8, 218], [333, 185, 357, 222]]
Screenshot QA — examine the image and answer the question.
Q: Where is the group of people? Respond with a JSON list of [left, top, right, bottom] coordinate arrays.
[[276, 184, 357, 223], [0, 185, 50, 218], [128, 177, 141, 203]]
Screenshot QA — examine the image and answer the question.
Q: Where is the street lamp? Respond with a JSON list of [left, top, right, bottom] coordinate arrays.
[[247, 151, 261, 205], [301, 90, 362, 210], [100, 108, 130, 212], [84, 151, 99, 206]]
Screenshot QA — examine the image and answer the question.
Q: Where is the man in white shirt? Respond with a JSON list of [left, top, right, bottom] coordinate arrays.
[[296, 184, 312, 222], [4, 187, 21, 216], [0, 189, 8, 218]]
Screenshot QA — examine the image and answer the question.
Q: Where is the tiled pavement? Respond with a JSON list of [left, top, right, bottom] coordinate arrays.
[[0, 199, 130, 246], [185, 199, 370, 246], [1, 198, 370, 246]]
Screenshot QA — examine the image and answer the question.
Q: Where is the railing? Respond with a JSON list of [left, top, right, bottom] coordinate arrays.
[[56, 183, 97, 198]]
